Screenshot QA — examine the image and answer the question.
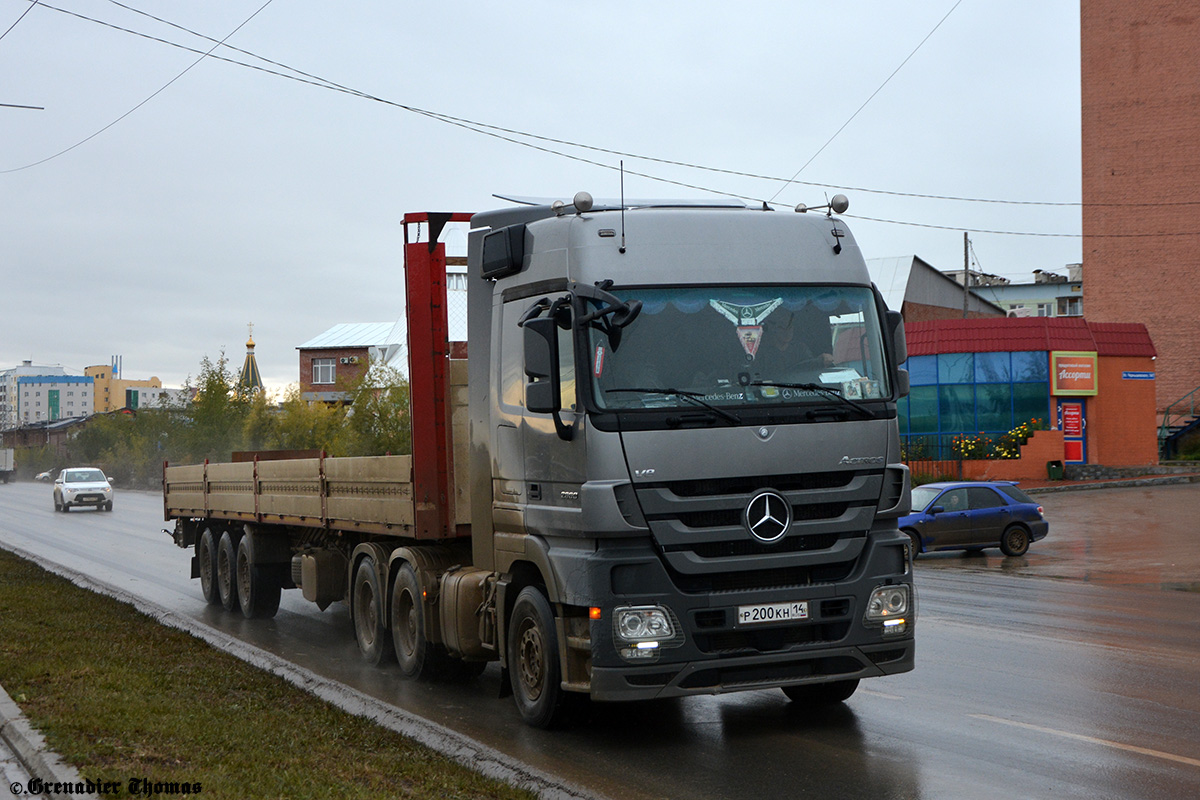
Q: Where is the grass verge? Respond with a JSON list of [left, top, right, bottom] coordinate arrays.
[[0, 548, 533, 800]]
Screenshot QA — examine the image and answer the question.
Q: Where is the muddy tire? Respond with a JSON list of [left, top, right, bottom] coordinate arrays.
[[508, 586, 567, 729], [197, 528, 222, 605], [1000, 525, 1030, 557], [237, 533, 282, 620], [217, 530, 240, 612], [353, 557, 393, 666], [782, 679, 860, 705]]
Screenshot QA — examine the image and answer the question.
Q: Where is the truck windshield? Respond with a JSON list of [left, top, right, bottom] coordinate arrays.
[[587, 285, 891, 411]]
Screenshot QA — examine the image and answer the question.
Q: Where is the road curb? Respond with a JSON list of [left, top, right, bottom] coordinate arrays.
[[0, 541, 606, 800], [1025, 474, 1200, 494], [0, 685, 83, 787]]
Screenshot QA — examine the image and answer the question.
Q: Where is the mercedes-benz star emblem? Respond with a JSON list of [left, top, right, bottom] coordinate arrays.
[[745, 491, 791, 543]]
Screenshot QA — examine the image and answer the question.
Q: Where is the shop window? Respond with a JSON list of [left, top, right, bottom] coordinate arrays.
[[974, 352, 1011, 383], [938, 385, 975, 432], [907, 356, 938, 386], [977, 384, 1013, 431], [938, 353, 974, 384], [1012, 351, 1048, 382], [1013, 383, 1050, 426], [907, 386, 939, 434]]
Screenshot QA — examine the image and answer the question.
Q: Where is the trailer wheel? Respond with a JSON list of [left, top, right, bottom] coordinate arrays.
[[197, 528, 221, 606], [217, 530, 240, 613], [353, 558, 393, 666], [508, 586, 567, 729], [237, 534, 282, 619], [782, 679, 860, 705]]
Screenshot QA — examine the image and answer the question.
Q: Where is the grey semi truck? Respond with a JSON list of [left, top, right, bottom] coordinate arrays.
[[165, 193, 914, 727]]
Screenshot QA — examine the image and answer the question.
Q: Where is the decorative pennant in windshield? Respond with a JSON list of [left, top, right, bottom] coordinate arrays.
[[709, 298, 783, 359]]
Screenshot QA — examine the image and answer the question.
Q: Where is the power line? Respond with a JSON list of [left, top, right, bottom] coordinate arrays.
[[8, 1, 1196, 238], [0, 0, 39, 42], [768, 0, 965, 203], [847, 213, 1200, 238], [1, 0, 276, 174], [5, 0, 1085, 209]]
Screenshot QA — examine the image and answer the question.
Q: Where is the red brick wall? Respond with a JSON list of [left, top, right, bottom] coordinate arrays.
[[298, 347, 371, 393], [1081, 2, 1200, 410], [1084, 355, 1159, 465]]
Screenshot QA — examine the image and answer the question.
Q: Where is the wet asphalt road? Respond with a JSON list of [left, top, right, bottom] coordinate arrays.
[[1, 481, 1198, 799]]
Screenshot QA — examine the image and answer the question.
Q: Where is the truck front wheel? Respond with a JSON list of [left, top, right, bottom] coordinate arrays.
[[353, 558, 393, 666], [508, 587, 567, 729]]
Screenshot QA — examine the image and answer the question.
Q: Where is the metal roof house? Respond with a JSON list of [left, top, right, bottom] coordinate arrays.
[[866, 256, 1005, 321], [296, 322, 406, 403]]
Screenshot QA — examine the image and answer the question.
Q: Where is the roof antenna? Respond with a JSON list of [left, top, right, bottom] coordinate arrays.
[[618, 161, 627, 254]]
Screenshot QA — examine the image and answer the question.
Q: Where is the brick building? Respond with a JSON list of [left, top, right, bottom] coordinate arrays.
[[1081, 2, 1200, 412], [297, 322, 401, 403]]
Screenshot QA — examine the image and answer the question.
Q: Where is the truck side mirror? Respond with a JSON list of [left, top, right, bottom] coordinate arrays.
[[887, 309, 907, 364], [524, 317, 560, 414]]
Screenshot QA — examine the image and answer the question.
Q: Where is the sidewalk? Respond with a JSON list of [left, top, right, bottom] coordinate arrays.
[[1018, 471, 1200, 493]]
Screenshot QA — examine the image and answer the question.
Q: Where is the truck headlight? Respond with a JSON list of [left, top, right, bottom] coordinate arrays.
[[865, 585, 909, 622], [614, 605, 675, 643]]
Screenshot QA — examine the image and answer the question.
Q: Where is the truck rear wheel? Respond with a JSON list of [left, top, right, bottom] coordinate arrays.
[[353, 558, 393, 666], [391, 562, 439, 678], [508, 586, 567, 729], [237, 534, 282, 619], [217, 530, 240, 612], [197, 528, 221, 606]]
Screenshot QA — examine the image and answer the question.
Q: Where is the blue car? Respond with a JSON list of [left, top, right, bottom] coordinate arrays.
[[901, 481, 1048, 558]]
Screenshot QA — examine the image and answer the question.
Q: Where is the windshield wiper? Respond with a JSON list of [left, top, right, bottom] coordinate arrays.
[[606, 387, 742, 425], [749, 380, 876, 419]]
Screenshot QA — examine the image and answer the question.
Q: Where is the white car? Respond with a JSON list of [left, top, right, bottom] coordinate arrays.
[[54, 467, 114, 512], [35, 470, 54, 482]]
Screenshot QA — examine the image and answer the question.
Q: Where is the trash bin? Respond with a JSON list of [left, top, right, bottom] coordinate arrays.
[[1046, 460, 1064, 480]]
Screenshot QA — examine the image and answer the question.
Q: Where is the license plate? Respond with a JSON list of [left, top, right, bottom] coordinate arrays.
[[736, 601, 808, 626]]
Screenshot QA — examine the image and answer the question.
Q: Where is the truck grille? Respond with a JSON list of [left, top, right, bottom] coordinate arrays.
[[634, 468, 881, 591]]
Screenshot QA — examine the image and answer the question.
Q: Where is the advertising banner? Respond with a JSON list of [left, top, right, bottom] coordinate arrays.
[[1051, 351, 1098, 396]]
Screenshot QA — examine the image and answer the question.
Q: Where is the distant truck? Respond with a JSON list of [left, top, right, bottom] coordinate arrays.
[[164, 194, 915, 727], [0, 449, 14, 483]]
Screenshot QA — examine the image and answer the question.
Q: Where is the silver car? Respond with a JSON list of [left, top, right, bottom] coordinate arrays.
[[53, 467, 114, 512]]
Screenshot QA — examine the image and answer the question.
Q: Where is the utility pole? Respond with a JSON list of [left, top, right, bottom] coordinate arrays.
[[962, 232, 970, 319]]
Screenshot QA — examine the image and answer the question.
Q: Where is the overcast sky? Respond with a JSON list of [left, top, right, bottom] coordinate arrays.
[[1, 1, 1082, 391]]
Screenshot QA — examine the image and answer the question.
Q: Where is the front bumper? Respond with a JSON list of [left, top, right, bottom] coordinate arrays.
[[591, 640, 913, 701], [546, 526, 915, 701]]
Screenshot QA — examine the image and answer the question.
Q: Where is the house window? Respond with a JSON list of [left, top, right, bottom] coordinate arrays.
[[1057, 297, 1082, 317], [1036, 303, 1053, 317], [313, 358, 336, 385]]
